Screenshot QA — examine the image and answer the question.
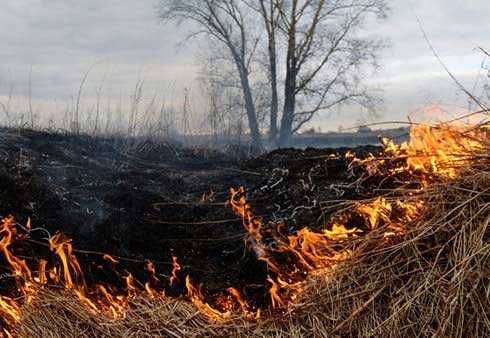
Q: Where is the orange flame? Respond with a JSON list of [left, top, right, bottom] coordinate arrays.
[[0, 217, 33, 285], [34, 259, 48, 285], [169, 255, 181, 287], [48, 234, 83, 289], [102, 254, 119, 265], [146, 261, 159, 283], [0, 121, 487, 333], [185, 276, 230, 320]]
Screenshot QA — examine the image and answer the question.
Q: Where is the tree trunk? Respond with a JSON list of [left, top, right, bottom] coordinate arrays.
[[279, 73, 296, 147], [268, 40, 278, 145], [227, 39, 261, 149], [279, 2, 297, 148], [238, 64, 261, 148]]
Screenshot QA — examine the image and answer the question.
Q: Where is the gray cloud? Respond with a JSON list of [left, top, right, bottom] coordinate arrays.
[[0, 0, 488, 130]]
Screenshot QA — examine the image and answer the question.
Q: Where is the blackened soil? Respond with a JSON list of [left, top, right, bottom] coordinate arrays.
[[0, 128, 381, 307]]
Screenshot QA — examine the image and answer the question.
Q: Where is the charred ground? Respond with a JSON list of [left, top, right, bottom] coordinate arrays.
[[0, 128, 381, 307]]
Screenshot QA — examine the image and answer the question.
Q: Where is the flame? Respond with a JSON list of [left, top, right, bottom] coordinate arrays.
[[34, 259, 48, 285], [0, 296, 20, 323], [169, 255, 181, 287], [229, 188, 364, 307], [226, 123, 485, 307], [356, 198, 391, 229], [48, 234, 83, 289], [123, 273, 136, 294], [146, 261, 159, 283], [407, 124, 484, 177], [323, 223, 361, 240], [144, 282, 157, 299], [185, 276, 230, 320], [227, 287, 258, 319], [145, 261, 166, 299], [0, 216, 140, 329], [379, 124, 487, 178], [103, 254, 119, 265], [0, 121, 488, 334], [95, 285, 126, 319], [0, 217, 33, 286], [267, 276, 284, 309], [48, 266, 59, 283]]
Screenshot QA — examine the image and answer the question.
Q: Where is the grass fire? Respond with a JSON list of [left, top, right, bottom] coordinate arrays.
[[1, 121, 489, 337], [1, 1, 490, 337]]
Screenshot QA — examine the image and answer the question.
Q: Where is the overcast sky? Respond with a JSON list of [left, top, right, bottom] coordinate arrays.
[[0, 0, 489, 131]]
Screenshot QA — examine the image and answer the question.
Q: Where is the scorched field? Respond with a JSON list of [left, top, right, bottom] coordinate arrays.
[[0, 123, 489, 337]]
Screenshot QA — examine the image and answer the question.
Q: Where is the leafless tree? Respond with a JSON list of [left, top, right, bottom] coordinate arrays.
[[159, 0, 262, 148], [197, 43, 272, 152], [198, 48, 243, 146], [247, 0, 283, 143], [160, 0, 388, 148], [274, 0, 388, 146]]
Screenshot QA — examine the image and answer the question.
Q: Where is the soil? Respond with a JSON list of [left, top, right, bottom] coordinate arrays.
[[0, 128, 382, 308]]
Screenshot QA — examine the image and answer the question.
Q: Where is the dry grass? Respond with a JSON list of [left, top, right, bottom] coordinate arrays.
[[287, 171, 490, 337], [15, 163, 490, 337], [12, 124, 490, 338]]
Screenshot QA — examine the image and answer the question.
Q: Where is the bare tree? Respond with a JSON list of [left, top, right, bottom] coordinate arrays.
[[159, 0, 387, 147], [250, 0, 283, 144], [274, 0, 388, 146], [159, 0, 262, 148], [198, 47, 244, 147]]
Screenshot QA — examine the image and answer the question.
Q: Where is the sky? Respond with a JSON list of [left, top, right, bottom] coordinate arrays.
[[0, 0, 489, 132]]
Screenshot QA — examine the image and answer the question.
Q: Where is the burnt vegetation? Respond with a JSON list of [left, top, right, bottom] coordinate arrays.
[[0, 127, 378, 307], [1, 118, 489, 338], [0, 0, 489, 335]]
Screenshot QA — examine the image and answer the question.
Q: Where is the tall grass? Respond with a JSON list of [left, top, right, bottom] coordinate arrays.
[[0, 67, 253, 154]]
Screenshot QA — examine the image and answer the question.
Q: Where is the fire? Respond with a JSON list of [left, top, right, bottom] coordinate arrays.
[[169, 255, 181, 287], [0, 121, 488, 335], [48, 234, 133, 319], [406, 125, 480, 177], [49, 233, 83, 289], [0, 218, 36, 336], [123, 273, 136, 294], [267, 276, 284, 309], [227, 123, 488, 308], [34, 259, 48, 285], [230, 187, 368, 307], [0, 216, 139, 331], [144, 282, 158, 299], [0, 217, 33, 290], [227, 287, 258, 319], [103, 254, 119, 265], [323, 223, 361, 240], [146, 261, 159, 283], [145, 261, 166, 299], [185, 276, 230, 320], [380, 124, 487, 178], [95, 285, 126, 318], [0, 296, 20, 324]]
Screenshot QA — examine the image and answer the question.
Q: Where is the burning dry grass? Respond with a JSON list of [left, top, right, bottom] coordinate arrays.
[[16, 167, 490, 337], [289, 172, 490, 337], [4, 123, 490, 337]]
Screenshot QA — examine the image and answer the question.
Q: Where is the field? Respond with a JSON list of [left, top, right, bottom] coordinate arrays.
[[0, 124, 489, 337]]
